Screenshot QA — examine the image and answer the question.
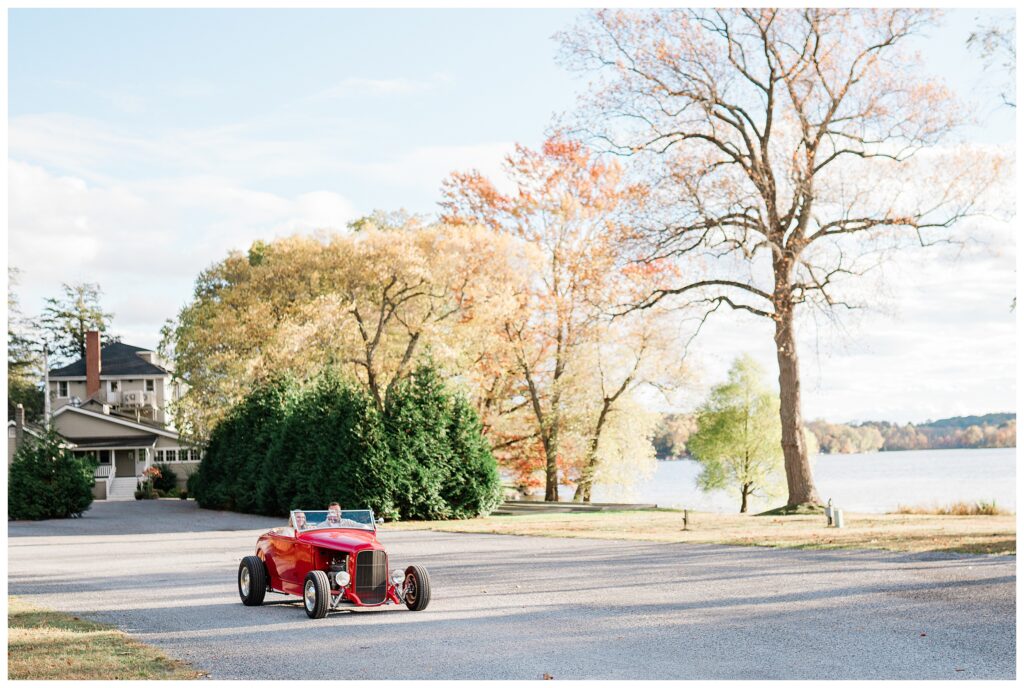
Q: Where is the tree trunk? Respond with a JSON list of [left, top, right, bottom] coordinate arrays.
[[522, 362, 560, 502], [544, 388, 561, 502], [773, 301, 823, 507], [573, 456, 595, 503], [572, 475, 587, 502], [740, 483, 750, 514], [573, 400, 612, 503], [366, 365, 383, 412], [543, 421, 560, 502]]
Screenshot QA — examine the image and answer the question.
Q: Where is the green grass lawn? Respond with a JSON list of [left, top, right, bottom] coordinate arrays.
[[8, 596, 201, 680]]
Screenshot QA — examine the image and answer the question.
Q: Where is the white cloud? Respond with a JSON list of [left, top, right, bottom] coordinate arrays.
[[346, 142, 514, 191], [8, 159, 359, 350], [311, 72, 453, 99], [9, 112, 512, 197]]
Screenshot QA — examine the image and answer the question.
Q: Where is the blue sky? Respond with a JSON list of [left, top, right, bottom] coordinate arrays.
[[9, 9, 581, 204], [7, 8, 1016, 423]]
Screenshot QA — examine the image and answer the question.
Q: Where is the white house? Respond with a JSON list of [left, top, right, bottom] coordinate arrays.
[[8, 331, 199, 501]]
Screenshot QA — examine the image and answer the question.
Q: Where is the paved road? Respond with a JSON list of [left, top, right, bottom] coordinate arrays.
[[8, 501, 1015, 680]]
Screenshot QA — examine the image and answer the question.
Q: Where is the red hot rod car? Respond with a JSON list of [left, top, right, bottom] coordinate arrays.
[[237, 508, 431, 618]]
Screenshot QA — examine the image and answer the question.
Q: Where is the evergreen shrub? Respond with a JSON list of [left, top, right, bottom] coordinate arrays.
[[9, 431, 95, 520], [191, 363, 501, 520]]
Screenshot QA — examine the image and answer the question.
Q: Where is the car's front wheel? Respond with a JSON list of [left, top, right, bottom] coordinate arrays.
[[238, 555, 267, 606], [403, 565, 431, 611], [303, 570, 331, 619]]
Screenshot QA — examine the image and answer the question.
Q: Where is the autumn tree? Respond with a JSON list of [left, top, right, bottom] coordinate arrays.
[[41, 282, 116, 363], [441, 137, 667, 501], [652, 413, 698, 459], [570, 319, 684, 502], [806, 420, 884, 454], [163, 223, 525, 441], [559, 9, 1006, 507], [688, 355, 783, 513]]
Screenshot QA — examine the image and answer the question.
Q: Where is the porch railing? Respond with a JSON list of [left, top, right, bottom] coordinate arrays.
[[93, 464, 118, 497]]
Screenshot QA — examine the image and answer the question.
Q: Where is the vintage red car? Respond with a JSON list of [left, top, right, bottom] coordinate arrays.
[[237, 508, 431, 618]]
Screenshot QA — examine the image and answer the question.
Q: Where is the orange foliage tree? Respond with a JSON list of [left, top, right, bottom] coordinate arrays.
[[441, 137, 659, 501]]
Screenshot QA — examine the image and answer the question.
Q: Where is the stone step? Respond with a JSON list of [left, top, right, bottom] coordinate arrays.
[[106, 477, 140, 501]]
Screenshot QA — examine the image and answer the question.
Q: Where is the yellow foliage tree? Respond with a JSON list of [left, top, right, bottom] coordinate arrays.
[[162, 222, 527, 442]]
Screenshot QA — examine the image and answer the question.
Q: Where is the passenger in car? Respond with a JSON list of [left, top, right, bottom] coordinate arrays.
[[325, 502, 342, 526]]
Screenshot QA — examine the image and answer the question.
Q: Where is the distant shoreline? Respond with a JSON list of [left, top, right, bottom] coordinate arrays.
[[659, 445, 1016, 461], [655, 412, 1015, 460]]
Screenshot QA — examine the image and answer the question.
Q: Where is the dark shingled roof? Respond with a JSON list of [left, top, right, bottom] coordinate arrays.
[[49, 342, 169, 378]]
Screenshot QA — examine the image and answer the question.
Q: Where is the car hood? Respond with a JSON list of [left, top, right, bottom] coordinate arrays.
[[298, 528, 381, 551]]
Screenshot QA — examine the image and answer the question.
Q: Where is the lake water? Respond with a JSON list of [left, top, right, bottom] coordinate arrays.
[[585, 447, 1016, 513]]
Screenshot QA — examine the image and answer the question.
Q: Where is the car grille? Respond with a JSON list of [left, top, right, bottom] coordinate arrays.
[[355, 549, 387, 604]]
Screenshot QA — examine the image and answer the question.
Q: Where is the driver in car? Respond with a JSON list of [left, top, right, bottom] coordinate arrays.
[[324, 502, 343, 527]]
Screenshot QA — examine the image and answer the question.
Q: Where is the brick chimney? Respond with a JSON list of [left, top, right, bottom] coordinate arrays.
[[86, 330, 102, 398]]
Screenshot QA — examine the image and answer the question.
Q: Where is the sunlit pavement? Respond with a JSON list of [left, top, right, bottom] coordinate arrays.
[[8, 500, 1015, 680]]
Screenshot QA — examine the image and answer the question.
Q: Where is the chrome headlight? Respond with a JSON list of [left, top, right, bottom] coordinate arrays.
[[390, 568, 404, 585], [335, 570, 351, 587]]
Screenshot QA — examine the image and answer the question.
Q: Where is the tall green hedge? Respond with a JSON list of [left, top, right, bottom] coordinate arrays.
[[9, 431, 95, 520], [191, 364, 502, 520]]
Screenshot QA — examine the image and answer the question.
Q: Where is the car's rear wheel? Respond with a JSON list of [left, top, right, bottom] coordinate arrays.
[[238, 555, 267, 606], [303, 570, 331, 619], [403, 565, 431, 611]]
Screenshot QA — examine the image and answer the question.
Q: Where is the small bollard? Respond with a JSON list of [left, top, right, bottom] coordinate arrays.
[[825, 498, 834, 527], [683, 509, 689, 531], [834, 509, 845, 529]]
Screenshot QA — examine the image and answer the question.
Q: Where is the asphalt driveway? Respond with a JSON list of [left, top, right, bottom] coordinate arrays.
[[8, 501, 1016, 680]]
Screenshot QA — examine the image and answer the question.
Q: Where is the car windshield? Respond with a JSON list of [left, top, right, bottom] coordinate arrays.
[[289, 509, 375, 532]]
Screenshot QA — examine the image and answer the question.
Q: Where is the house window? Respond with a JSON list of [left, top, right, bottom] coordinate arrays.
[[155, 450, 164, 462], [165, 449, 177, 462], [57, 381, 69, 398], [145, 379, 155, 392], [191, 449, 201, 462], [109, 380, 120, 393]]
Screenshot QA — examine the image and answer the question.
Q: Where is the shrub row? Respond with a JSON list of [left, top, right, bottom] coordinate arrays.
[[189, 364, 503, 520]]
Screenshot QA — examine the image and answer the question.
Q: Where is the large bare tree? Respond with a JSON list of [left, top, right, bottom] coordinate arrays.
[[559, 9, 1004, 506]]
